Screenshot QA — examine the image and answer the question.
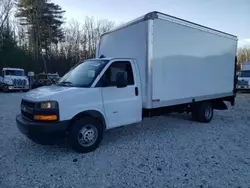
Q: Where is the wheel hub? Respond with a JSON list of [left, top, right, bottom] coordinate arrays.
[[205, 106, 212, 119], [78, 125, 98, 147], [83, 130, 95, 142]]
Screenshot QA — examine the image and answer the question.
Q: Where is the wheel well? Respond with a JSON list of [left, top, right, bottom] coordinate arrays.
[[192, 99, 228, 111], [69, 110, 106, 130], [212, 100, 228, 110]]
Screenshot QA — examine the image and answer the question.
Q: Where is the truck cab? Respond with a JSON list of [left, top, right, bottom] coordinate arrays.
[[236, 70, 250, 90], [236, 61, 250, 90], [16, 58, 142, 153], [2, 68, 29, 92]]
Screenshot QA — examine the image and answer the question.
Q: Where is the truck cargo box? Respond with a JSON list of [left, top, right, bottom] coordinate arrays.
[[97, 11, 238, 109]]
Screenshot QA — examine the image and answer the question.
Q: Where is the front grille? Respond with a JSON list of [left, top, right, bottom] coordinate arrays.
[[237, 80, 248, 86], [21, 100, 36, 120], [21, 110, 34, 120], [21, 100, 36, 108], [13, 79, 26, 86]]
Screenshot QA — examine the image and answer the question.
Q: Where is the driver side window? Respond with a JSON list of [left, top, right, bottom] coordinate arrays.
[[96, 61, 134, 87]]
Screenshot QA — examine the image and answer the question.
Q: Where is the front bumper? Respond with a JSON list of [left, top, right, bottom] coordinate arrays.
[[7, 85, 29, 90], [236, 85, 250, 90], [16, 115, 69, 144]]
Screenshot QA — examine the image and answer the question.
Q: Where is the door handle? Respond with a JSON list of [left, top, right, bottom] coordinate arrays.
[[135, 87, 138, 96]]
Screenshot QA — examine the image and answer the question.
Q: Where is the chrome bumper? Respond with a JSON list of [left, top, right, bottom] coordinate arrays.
[[8, 85, 29, 90], [236, 85, 250, 90]]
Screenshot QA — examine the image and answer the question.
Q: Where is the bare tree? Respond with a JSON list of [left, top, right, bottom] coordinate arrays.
[[237, 46, 250, 71], [61, 17, 114, 65], [0, 0, 13, 30], [238, 46, 250, 63], [81, 16, 114, 59]]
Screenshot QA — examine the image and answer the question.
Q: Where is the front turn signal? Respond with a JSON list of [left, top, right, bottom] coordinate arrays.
[[34, 115, 58, 121]]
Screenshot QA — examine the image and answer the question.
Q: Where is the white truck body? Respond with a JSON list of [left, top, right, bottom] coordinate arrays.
[[17, 12, 237, 153], [237, 61, 250, 90], [97, 12, 237, 109]]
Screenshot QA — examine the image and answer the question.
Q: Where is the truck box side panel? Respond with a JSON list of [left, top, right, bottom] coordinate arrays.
[[98, 21, 149, 107], [152, 19, 237, 108]]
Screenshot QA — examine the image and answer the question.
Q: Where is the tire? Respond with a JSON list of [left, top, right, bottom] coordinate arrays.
[[3, 86, 9, 93], [68, 116, 104, 153], [196, 102, 213, 123], [191, 105, 198, 121]]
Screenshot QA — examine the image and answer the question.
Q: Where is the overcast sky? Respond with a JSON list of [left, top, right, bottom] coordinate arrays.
[[53, 0, 250, 46]]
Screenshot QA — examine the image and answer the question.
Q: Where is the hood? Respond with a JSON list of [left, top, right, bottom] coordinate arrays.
[[23, 85, 76, 102]]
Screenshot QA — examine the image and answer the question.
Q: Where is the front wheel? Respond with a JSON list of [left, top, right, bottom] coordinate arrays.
[[68, 117, 104, 153]]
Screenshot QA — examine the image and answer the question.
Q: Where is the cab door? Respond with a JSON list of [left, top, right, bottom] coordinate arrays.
[[95, 59, 142, 129]]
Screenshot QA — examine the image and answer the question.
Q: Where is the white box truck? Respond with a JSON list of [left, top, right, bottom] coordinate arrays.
[[1, 68, 29, 92], [237, 61, 250, 90], [16, 11, 238, 153]]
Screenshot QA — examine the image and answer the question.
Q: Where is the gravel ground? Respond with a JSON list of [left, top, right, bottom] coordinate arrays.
[[0, 92, 250, 188]]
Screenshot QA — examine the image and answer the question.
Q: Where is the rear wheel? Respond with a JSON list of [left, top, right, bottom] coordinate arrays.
[[68, 117, 104, 153], [192, 102, 213, 123]]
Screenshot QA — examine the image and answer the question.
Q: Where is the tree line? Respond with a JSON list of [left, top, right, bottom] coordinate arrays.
[[0, 0, 114, 76], [237, 46, 250, 70], [0, 0, 250, 76]]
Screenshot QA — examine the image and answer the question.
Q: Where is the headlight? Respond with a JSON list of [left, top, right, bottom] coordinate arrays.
[[36, 101, 59, 109]]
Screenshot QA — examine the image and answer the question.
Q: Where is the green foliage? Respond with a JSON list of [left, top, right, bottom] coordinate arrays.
[[16, 0, 65, 63], [0, 26, 37, 72], [0, 0, 114, 76]]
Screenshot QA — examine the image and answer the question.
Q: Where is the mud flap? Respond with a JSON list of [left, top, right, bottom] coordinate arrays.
[[212, 101, 228, 110]]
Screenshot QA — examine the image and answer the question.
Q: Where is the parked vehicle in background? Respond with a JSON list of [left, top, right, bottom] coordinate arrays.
[[32, 72, 59, 89], [1, 68, 29, 92], [47, 73, 60, 83], [0, 76, 3, 90], [241, 61, 250, 70], [236, 61, 250, 90], [16, 11, 237, 153]]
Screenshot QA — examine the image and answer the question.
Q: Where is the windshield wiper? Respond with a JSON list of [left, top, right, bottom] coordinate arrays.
[[58, 81, 75, 87]]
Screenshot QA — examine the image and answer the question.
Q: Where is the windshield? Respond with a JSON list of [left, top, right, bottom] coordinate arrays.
[[4, 70, 24, 76], [58, 60, 108, 87], [238, 71, 250, 78]]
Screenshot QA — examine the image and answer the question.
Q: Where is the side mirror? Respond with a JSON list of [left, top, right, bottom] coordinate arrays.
[[116, 72, 128, 88]]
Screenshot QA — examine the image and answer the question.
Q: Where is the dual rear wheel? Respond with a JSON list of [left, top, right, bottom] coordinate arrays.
[[192, 101, 213, 123]]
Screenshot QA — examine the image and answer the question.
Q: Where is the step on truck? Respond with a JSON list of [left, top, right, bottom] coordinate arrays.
[[16, 11, 238, 153]]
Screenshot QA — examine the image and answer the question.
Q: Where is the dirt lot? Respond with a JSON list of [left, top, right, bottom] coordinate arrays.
[[0, 92, 250, 188]]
